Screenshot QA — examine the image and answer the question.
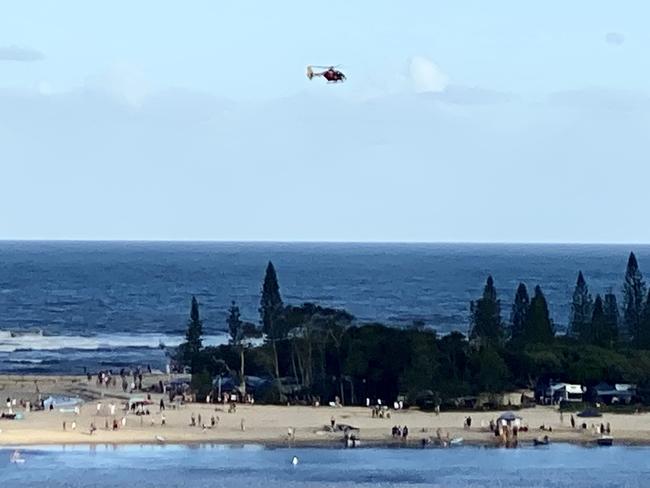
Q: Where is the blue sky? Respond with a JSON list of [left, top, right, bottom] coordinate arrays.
[[1, 1, 648, 242]]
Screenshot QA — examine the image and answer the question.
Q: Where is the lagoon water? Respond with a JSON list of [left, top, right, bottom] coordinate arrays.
[[1, 444, 649, 487], [1, 241, 649, 373]]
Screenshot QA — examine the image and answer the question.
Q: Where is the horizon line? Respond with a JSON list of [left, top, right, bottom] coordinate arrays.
[[1, 238, 650, 246]]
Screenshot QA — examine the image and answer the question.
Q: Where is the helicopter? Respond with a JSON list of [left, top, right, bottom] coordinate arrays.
[[306, 65, 346, 83]]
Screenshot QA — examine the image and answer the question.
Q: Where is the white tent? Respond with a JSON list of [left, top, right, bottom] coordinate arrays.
[[546, 383, 584, 402], [43, 395, 83, 410]]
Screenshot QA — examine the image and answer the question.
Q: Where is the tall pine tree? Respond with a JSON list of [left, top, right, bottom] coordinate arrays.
[[522, 285, 554, 344], [639, 290, 650, 349], [603, 292, 620, 347], [259, 261, 285, 379], [568, 271, 593, 339], [181, 296, 204, 372], [510, 283, 530, 342], [227, 301, 248, 394], [185, 296, 203, 355], [623, 252, 647, 346], [469, 276, 503, 345], [260, 261, 284, 336], [589, 295, 606, 347]]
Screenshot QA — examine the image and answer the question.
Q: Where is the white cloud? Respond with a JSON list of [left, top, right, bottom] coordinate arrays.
[[37, 81, 54, 96], [605, 32, 625, 46], [409, 56, 448, 93], [0, 45, 44, 61], [85, 63, 150, 108]]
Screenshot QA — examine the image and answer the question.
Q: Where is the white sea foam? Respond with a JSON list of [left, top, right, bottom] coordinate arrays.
[[0, 330, 228, 353]]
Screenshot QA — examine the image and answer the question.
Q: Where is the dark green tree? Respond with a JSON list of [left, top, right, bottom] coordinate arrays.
[[568, 271, 593, 339], [469, 276, 504, 346], [640, 290, 650, 349], [510, 283, 530, 342], [178, 296, 204, 373], [602, 292, 620, 347], [522, 286, 554, 345], [589, 295, 606, 346], [259, 261, 285, 379], [260, 261, 284, 336], [185, 296, 203, 355], [623, 252, 647, 346], [227, 301, 247, 394], [468, 345, 509, 392], [227, 301, 243, 344]]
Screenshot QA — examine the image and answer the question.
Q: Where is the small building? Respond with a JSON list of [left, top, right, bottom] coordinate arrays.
[[475, 390, 534, 409], [545, 383, 584, 403], [592, 383, 636, 405]]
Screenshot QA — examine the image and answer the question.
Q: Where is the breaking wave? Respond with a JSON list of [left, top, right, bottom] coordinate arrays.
[[0, 330, 228, 353]]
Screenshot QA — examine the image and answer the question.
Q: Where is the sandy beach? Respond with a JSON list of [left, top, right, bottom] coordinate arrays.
[[0, 374, 649, 447]]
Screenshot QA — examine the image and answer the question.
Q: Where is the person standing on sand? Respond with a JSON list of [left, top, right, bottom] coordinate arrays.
[[160, 398, 165, 411], [241, 418, 246, 431], [71, 420, 76, 431], [62, 421, 66, 431], [96, 402, 102, 415], [570, 414, 575, 429], [198, 413, 202, 426], [330, 416, 336, 429]]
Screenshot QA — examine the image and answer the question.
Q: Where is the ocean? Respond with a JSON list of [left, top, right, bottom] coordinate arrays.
[[1, 241, 649, 374], [2, 444, 649, 487]]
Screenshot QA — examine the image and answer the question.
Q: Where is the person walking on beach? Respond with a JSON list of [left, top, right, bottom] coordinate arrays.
[[330, 416, 336, 429], [109, 402, 116, 416], [570, 414, 575, 429], [402, 425, 409, 440], [198, 413, 202, 426], [211, 415, 216, 427], [240, 418, 246, 431], [191, 413, 196, 426], [71, 420, 76, 431], [62, 421, 66, 431], [160, 398, 165, 411]]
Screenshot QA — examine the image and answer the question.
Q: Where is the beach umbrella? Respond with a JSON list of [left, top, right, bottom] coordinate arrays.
[[497, 411, 522, 423]]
